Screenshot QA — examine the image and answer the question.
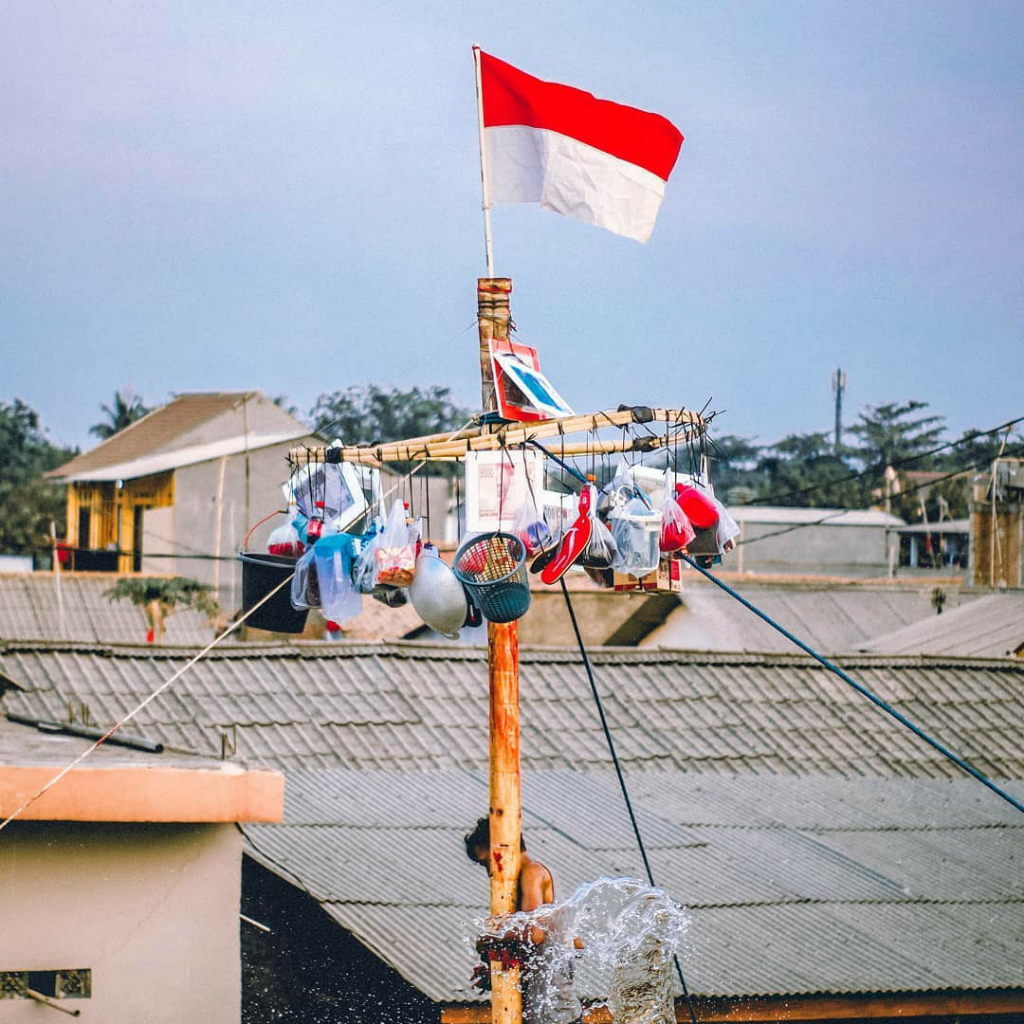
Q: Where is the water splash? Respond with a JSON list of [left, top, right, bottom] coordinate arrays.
[[467, 877, 689, 1024]]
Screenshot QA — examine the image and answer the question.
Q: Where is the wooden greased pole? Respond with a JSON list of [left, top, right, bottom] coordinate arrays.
[[478, 276, 522, 1024]]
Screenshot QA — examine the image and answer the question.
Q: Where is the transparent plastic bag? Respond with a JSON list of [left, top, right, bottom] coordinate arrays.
[[268, 518, 303, 557], [290, 547, 319, 610], [313, 534, 363, 624], [659, 494, 695, 552], [513, 491, 554, 556], [611, 498, 662, 576], [584, 515, 618, 569], [715, 498, 740, 553], [353, 521, 382, 594], [374, 500, 417, 588]]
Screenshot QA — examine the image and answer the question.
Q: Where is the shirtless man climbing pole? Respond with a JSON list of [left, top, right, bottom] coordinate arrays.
[[464, 816, 582, 1024]]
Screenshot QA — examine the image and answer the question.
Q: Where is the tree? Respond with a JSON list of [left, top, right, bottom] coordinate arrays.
[[850, 401, 945, 474], [703, 434, 763, 502], [755, 432, 864, 508], [89, 388, 150, 440], [0, 399, 77, 556], [310, 385, 473, 445]]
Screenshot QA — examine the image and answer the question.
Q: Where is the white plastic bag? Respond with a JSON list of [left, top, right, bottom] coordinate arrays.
[[374, 500, 417, 588], [715, 498, 740, 553]]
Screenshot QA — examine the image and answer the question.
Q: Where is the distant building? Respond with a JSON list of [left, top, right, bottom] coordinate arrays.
[[971, 457, 1024, 588], [47, 392, 319, 608], [727, 506, 905, 577], [0, 712, 282, 1023]]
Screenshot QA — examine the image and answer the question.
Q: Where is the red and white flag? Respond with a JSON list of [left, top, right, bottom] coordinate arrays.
[[477, 50, 684, 243]]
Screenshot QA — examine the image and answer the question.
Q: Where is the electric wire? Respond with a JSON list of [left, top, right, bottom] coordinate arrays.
[[732, 414, 1024, 508], [678, 554, 1024, 816], [735, 440, 1024, 548], [559, 578, 701, 1024]]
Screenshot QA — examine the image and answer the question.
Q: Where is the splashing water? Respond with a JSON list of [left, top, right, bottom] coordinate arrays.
[[466, 877, 689, 1024]]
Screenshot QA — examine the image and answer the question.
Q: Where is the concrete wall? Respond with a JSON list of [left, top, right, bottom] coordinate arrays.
[[0, 821, 242, 1023], [733, 522, 891, 577]]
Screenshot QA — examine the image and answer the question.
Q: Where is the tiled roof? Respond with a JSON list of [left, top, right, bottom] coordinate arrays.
[[1, 641, 1021, 1002], [860, 593, 1024, 658], [644, 579, 976, 654], [48, 392, 256, 478], [0, 574, 213, 645]]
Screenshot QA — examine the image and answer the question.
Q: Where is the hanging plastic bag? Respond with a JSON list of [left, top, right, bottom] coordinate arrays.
[[611, 498, 662, 577], [290, 547, 319, 610], [584, 515, 618, 569], [660, 493, 696, 552], [512, 490, 554, 557], [353, 520, 382, 594], [374, 500, 417, 588], [313, 534, 363, 624], [268, 519, 304, 557], [714, 498, 740, 553]]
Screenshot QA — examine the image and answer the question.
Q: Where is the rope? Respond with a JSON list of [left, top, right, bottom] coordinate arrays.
[[0, 572, 295, 833], [678, 555, 1024, 816], [559, 579, 701, 1024]]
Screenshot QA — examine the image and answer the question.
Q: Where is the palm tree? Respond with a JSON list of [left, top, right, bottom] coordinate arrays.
[[89, 389, 150, 440]]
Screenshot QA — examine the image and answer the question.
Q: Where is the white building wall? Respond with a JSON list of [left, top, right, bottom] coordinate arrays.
[[0, 821, 242, 1024]]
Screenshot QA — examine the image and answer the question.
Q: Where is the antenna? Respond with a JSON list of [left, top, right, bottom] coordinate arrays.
[[831, 367, 847, 456]]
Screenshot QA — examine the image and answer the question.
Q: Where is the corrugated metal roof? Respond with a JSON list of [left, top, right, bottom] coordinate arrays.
[[644, 580, 976, 654], [243, 770, 1024, 1002], [861, 593, 1024, 658], [1, 643, 1022, 779], [1, 641, 1021, 1002], [0, 574, 213, 645]]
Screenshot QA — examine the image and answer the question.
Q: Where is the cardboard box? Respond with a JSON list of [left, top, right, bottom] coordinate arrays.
[[612, 555, 683, 593]]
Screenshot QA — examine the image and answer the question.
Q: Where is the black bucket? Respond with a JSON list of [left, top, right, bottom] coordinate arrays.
[[239, 552, 309, 633]]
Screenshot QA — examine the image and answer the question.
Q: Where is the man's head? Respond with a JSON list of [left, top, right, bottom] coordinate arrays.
[[464, 816, 526, 870]]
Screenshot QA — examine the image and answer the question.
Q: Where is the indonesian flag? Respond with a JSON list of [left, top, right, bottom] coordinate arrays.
[[478, 50, 684, 243]]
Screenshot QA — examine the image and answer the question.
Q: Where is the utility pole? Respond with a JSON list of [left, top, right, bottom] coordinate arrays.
[[476, 276, 522, 1024], [831, 368, 847, 457]]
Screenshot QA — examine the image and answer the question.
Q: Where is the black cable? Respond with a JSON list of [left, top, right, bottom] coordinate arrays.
[[559, 578, 701, 1024], [679, 555, 1024, 816], [734, 414, 1024, 508]]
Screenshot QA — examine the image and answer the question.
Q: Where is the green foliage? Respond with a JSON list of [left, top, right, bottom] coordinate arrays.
[[105, 576, 220, 617], [850, 401, 945, 477], [705, 434, 764, 502], [310, 384, 473, 444], [0, 399, 77, 556], [89, 388, 150, 440], [755, 432, 864, 508]]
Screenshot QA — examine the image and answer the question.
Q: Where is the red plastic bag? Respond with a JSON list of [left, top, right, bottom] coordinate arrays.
[[660, 495, 696, 552]]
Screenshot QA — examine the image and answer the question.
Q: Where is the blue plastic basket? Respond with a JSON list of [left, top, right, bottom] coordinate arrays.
[[453, 533, 531, 624]]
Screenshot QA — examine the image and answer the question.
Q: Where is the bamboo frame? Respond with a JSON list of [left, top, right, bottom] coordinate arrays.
[[290, 407, 704, 466]]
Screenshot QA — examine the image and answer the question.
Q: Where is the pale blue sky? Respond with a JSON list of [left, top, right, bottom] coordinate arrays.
[[2, 1, 1021, 450]]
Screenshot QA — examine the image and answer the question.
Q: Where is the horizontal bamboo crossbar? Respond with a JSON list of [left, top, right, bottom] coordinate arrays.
[[291, 408, 703, 465]]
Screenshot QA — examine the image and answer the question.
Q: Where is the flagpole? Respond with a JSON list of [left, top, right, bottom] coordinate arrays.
[[473, 44, 495, 276]]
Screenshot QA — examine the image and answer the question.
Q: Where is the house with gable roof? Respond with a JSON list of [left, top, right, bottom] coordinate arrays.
[[46, 391, 319, 600]]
